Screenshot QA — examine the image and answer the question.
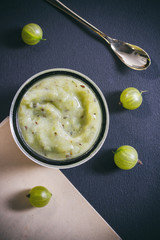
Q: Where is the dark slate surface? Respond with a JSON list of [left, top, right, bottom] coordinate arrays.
[[0, 0, 160, 239]]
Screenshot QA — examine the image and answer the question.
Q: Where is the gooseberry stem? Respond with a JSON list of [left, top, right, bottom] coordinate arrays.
[[138, 159, 143, 165], [140, 90, 148, 94], [112, 149, 121, 154]]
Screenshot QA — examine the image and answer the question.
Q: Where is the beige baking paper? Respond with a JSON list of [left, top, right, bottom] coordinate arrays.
[[0, 117, 121, 240]]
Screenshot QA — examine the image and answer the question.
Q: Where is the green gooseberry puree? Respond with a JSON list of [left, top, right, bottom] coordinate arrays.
[[114, 145, 141, 170], [22, 23, 46, 45], [18, 76, 102, 160], [27, 186, 52, 207], [120, 87, 147, 110]]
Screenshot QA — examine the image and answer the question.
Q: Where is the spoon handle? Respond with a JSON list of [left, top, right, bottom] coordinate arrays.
[[46, 0, 111, 43]]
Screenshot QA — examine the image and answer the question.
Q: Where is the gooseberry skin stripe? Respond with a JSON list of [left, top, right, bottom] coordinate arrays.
[[120, 87, 143, 110], [114, 145, 138, 170], [21, 23, 44, 45]]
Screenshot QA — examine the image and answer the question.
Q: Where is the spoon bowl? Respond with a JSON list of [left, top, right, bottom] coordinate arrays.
[[106, 37, 151, 70], [46, 0, 151, 70]]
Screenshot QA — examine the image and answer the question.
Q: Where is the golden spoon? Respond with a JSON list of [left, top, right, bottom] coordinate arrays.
[[46, 0, 151, 70]]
